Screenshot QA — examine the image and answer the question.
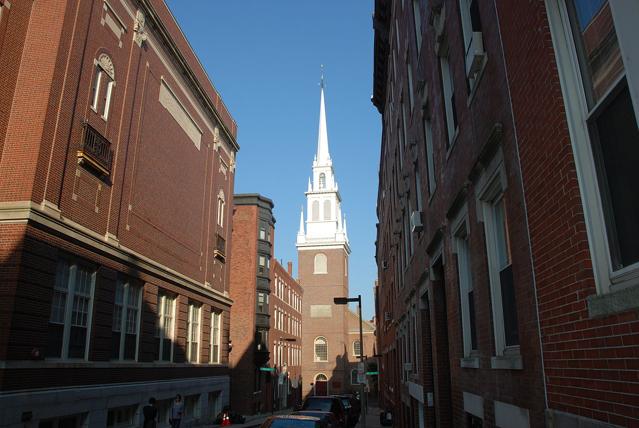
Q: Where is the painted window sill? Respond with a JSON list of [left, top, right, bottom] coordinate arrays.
[[490, 354, 523, 370], [460, 357, 480, 369]]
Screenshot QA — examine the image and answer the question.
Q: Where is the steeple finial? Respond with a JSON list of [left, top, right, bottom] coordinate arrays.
[[316, 66, 331, 164]]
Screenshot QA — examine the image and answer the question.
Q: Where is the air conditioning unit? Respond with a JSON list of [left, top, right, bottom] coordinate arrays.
[[465, 32, 485, 77], [384, 312, 392, 322], [410, 211, 423, 233], [404, 362, 413, 373]]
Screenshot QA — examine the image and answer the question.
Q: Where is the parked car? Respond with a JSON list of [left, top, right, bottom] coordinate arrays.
[[291, 410, 340, 427], [261, 415, 327, 428], [332, 394, 360, 427], [300, 396, 347, 427]]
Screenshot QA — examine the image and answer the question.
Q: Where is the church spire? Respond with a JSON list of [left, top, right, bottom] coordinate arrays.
[[316, 66, 331, 165]]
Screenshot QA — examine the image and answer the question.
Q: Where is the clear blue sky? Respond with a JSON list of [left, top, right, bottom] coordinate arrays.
[[165, 1, 381, 319]]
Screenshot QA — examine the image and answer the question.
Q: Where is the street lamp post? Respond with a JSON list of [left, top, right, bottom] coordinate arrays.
[[334, 295, 366, 428]]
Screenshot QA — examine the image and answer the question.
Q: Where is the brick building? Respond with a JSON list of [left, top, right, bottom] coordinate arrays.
[[373, 0, 639, 427], [270, 260, 303, 410], [0, 0, 238, 427], [228, 194, 275, 416], [297, 79, 354, 398]]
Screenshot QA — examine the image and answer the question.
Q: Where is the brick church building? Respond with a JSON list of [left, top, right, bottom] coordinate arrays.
[[297, 78, 353, 398]]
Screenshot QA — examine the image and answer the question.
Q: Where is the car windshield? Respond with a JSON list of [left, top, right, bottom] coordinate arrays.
[[268, 420, 319, 428], [302, 398, 333, 412]]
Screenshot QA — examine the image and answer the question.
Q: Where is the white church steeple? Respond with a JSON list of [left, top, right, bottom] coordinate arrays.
[[297, 70, 350, 253]]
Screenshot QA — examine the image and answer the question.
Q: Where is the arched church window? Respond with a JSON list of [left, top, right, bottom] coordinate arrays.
[[319, 173, 326, 189], [314, 337, 328, 362], [314, 253, 327, 274], [323, 200, 331, 220], [312, 200, 320, 221]]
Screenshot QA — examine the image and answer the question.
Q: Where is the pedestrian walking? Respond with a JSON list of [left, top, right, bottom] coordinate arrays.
[[142, 397, 158, 428], [169, 394, 184, 428]]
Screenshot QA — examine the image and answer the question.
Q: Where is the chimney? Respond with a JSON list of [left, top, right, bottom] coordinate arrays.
[[287, 261, 293, 275]]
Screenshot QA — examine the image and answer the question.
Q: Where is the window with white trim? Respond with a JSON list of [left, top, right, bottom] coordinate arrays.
[[439, 47, 458, 146], [424, 118, 437, 196], [155, 293, 175, 361], [217, 191, 225, 227], [90, 54, 115, 121], [314, 336, 328, 362], [412, 0, 422, 53], [353, 340, 362, 357], [111, 279, 142, 361], [46, 259, 95, 359], [323, 199, 331, 220], [211, 311, 221, 364], [479, 174, 519, 355], [548, 0, 639, 294], [453, 215, 478, 356], [186, 303, 201, 363], [458, 0, 485, 86], [312, 200, 320, 221], [319, 173, 326, 189]]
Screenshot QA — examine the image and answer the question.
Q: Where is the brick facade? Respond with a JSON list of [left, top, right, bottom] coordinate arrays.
[[0, 0, 237, 426], [373, 0, 639, 427], [228, 194, 275, 416]]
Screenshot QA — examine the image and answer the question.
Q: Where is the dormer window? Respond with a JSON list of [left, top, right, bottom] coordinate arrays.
[[90, 54, 115, 121]]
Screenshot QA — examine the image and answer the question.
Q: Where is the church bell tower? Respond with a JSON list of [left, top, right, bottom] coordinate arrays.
[[298, 73, 351, 397]]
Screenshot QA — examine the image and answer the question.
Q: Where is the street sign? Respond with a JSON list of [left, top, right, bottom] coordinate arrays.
[[366, 371, 379, 375], [259, 367, 275, 372]]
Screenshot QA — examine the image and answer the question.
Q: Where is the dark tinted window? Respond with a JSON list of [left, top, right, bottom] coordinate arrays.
[[302, 398, 333, 412]]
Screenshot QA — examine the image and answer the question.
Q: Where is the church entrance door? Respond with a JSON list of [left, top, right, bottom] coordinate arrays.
[[314, 374, 328, 396]]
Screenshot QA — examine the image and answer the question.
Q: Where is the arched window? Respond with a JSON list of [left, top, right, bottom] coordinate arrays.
[[217, 190, 225, 227], [312, 200, 320, 221], [314, 253, 327, 274], [314, 336, 328, 362], [315, 373, 328, 381], [351, 369, 359, 385], [353, 340, 362, 357], [91, 53, 116, 121], [323, 200, 331, 220], [319, 173, 326, 189]]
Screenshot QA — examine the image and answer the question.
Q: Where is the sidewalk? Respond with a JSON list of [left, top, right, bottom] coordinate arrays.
[[204, 408, 291, 428], [355, 406, 385, 428]]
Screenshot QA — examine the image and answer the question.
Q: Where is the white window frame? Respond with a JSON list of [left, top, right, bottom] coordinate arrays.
[[412, 0, 422, 54], [545, 0, 639, 295], [451, 205, 477, 358], [112, 279, 142, 361], [91, 70, 103, 112], [439, 48, 458, 145], [186, 303, 201, 363], [476, 153, 518, 357], [48, 259, 96, 360], [217, 191, 225, 227], [156, 293, 175, 362], [353, 340, 362, 357], [210, 311, 221, 364], [314, 336, 328, 362]]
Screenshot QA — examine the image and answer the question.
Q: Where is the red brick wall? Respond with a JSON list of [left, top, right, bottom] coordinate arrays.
[[495, 1, 639, 425]]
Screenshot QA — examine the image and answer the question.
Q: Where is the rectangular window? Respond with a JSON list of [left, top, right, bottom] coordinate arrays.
[[185, 395, 200, 419], [424, 119, 437, 196], [482, 190, 519, 353], [415, 166, 423, 211], [211, 311, 221, 364], [217, 197, 225, 227], [111, 280, 141, 361], [102, 81, 114, 120], [412, 0, 422, 53], [46, 259, 95, 360], [407, 63, 415, 111], [454, 224, 478, 355], [186, 303, 201, 363], [459, 0, 485, 81], [440, 52, 458, 145], [259, 227, 267, 240], [155, 293, 175, 361], [91, 70, 103, 111]]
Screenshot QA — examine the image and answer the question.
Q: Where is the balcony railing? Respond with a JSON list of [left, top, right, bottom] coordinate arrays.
[[214, 234, 226, 262], [78, 122, 113, 176]]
